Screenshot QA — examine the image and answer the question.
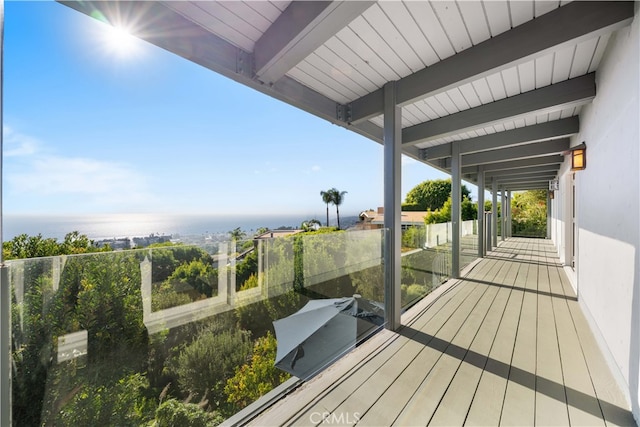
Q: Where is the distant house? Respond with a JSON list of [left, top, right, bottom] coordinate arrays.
[[95, 237, 131, 250], [253, 229, 304, 241], [358, 207, 428, 230], [132, 234, 171, 248]]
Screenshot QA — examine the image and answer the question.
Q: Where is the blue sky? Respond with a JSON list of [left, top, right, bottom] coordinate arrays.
[[4, 1, 457, 220]]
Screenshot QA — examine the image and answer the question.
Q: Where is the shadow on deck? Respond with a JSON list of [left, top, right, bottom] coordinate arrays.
[[249, 238, 636, 426]]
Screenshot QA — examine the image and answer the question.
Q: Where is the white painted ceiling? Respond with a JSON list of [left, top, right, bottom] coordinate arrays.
[[60, 0, 635, 189]]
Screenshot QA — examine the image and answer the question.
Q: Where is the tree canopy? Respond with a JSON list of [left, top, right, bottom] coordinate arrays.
[[425, 195, 477, 224], [404, 179, 471, 211], [511, 190, 547, 237]]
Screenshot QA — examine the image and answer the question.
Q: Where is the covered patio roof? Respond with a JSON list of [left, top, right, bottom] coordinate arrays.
[[59, 0, 633, 189], [58, 0, 636, 328]]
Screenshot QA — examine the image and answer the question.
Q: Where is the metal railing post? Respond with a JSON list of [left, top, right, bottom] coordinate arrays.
[[485, 212, 492, 254], [1, 265, 10, 426]]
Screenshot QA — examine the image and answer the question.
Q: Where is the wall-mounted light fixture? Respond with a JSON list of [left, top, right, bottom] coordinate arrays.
[[571, 143, 586, 171], [549, 179, 559, 191]]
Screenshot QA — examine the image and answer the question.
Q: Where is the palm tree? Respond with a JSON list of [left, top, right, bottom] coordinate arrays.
[[328, 188, 347, 229], [229, 227, 246, 241], [320, 190, 333, 227]]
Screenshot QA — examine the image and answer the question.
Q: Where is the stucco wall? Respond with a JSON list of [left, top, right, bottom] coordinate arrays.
[[560, 8, 639, 421]]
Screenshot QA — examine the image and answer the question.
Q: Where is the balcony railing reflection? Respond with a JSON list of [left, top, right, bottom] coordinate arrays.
[[8, 223, 478, 425]]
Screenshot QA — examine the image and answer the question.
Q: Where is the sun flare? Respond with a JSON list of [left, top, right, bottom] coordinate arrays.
[[102, 24, 139, 57]]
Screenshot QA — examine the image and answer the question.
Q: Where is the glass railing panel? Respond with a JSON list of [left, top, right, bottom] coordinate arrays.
[[460, 219, 479, 270], [8, 229, 385, 425], [274, 229, 385, 379], [401, 224, 451, 309], [400, 219, 481, 309]]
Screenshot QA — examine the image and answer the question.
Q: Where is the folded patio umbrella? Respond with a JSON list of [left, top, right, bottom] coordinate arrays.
[[273, 295, 383, 380]]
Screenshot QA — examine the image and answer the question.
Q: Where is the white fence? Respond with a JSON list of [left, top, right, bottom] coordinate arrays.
[[424, 220, 477, 248]]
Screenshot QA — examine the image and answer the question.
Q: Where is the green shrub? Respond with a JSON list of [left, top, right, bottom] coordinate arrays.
[[225, 332, 290, 411], [155, 399, 223, 427], [56, 373, 155, 426], [172, 326, 253, 404]]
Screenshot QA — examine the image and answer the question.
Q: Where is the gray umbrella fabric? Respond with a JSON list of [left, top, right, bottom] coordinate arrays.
[[273, 296, 383, 380]]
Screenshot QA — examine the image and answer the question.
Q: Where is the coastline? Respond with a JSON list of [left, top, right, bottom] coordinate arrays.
[[3, 213, 357, 241]]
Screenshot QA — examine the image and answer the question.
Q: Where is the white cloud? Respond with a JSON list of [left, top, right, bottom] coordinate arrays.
[[5, 126, 158, 211], [311, 165, 321, 172], [11, 156, 146, 195], [7, 156, 155, 209], [4, 126, 39, 157]]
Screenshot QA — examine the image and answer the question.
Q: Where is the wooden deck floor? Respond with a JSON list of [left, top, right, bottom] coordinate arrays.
[[251, 238, 636, 426]]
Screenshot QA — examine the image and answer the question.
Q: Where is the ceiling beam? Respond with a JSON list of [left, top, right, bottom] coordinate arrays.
[[347, 1, 634, 124], [489, 174, 558, 184], [472, 170, 560, 184], [501, 183, 550, 191], [461, 155, 564, 175], [403, 74, 594, 146], [442, 138, 570, 168], [465, 164, 561, 181], [422, 117, 579, 160], [254, 1, 374, 85], [486, 165, 561, 177]]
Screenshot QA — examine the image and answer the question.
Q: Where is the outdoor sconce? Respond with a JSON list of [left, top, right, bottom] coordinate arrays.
[[571, 143, 586, 171]]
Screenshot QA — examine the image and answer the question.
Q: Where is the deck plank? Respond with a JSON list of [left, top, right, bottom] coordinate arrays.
[[289, 264, 493, 425], [354, 257, 508, 426], [464, 259, 530, 425], [427, 258, 519, 426], [534, 243, 570, 426], [331, 279, 498, 422], [547, 260, 605, 426], [500, 241, 538, 426], [352, 259, 505, 426], [391, 282, 498, 425]]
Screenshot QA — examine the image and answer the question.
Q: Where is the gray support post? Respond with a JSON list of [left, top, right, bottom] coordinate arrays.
[[507, 191, 512, 238], [492, 178, 498, 247], [383, 81, 401, 331], [501, 191, 506, 242], [477, 166, 485, 258], [451, 141, 461, 278], [0, 3, 10, 424], [485, 212, 492, 254], [547, 191, 552, 239]]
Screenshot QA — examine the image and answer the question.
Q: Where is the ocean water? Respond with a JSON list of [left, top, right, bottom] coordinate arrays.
[[3, 213, 316, 241]]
